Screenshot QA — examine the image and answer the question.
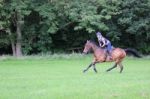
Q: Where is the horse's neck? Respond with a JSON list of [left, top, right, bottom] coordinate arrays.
[[91, 43, 104, 53], [91, 44, 99, 52]]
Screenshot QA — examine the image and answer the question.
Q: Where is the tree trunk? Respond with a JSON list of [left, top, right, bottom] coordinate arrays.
[[8, 30, 16, 56], [16, 11, 22, 57], [11, 40, 16, 56], [12, 42, 16, 56]]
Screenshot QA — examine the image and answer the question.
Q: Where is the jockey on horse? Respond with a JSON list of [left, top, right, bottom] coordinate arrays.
[[82, 32, 141, 73], [96, 32, 113, 58]]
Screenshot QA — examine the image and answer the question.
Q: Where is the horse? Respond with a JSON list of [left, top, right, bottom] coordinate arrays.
[[83, 40, 141, 73]]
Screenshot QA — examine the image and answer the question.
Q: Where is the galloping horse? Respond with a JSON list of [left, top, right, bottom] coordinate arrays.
[[83, 40, 141, 73]]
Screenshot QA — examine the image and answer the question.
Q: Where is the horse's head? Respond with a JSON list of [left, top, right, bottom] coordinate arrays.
[[83, 40, 92, 54]]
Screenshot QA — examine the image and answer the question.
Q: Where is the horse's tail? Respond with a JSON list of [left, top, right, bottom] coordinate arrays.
[[124, 48, 142, 58]]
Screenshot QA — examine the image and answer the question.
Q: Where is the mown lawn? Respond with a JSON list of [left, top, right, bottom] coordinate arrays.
[[0, 55, 150, 99]]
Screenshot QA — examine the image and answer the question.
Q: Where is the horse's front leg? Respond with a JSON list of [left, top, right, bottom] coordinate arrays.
[[83, 62, 94, 73], [92, 62, 99, 73]]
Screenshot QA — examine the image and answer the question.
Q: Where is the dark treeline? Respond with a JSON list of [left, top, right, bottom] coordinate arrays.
[[0, 0, 150, 56]]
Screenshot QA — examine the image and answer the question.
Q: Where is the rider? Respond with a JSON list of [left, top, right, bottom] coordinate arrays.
[[96, 32, 113, 56]]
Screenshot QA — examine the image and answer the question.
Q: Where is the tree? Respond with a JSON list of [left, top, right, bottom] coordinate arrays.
[[117, 0, 150, 53], [0, 0, 150, 55], [0, 0, 31, 57]]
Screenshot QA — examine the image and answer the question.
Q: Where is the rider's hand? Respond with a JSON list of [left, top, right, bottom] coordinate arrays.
[[101, 44, 105, 47]]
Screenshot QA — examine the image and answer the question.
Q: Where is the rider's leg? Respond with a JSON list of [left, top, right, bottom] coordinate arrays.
[[107, 43, 112, 55]]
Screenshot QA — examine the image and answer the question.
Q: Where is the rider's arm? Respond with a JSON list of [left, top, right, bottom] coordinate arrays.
[[99, 41, 102, 47], [101, 42, 105, 47], [101, 38, 106, 47]]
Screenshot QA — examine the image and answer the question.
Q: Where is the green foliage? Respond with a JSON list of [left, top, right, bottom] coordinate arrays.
[[0, 0, 150, 54], [116, 0, 150, 53]]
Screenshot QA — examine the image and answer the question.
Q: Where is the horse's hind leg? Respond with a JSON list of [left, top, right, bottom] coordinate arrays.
[[83, 62, 93, 73], [118, 63, 123, 73], [106, 63, 117, 72]]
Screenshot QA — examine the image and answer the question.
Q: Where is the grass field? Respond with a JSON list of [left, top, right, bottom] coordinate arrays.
[[0, 54, 150, 99]]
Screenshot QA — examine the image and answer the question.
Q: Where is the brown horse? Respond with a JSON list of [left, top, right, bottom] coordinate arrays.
[[83, 40, 141, 73]]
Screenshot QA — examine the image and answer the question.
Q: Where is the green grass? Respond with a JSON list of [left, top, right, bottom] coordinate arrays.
[[0, 54, 150, 99]]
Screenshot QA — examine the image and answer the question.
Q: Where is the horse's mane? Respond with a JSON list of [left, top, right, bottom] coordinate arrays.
[[89, 40, 99, 47], [88, 40, 105, 49]]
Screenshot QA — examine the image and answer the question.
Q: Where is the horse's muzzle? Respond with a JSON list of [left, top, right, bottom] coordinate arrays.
[[82, 52, 87, 55]]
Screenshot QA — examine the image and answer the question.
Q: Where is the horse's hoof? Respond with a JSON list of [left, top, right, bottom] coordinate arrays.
[[94, 70, 98, 73], [83, 70, 86, 73]]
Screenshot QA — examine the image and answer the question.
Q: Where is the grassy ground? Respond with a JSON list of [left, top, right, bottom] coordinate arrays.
[[0, 54, 150, 99]]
